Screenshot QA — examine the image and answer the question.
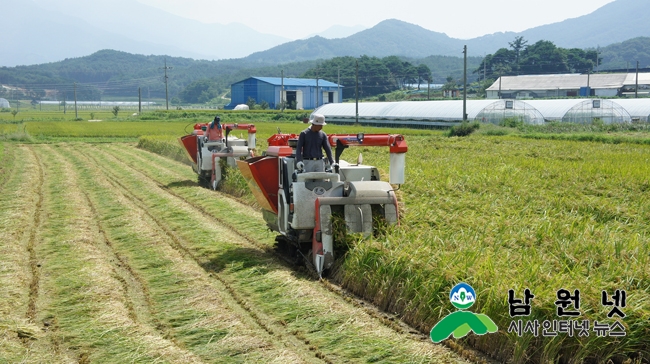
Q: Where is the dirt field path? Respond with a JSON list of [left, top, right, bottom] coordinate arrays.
[[0, 143, 468, 363]]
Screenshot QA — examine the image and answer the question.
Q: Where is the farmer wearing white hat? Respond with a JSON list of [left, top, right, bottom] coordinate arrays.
[[295, 113, 334, 173]]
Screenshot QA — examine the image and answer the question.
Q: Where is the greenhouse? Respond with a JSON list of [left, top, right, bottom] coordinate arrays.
[[610, 99, 650, 122], [562, 99, 631, 124], [313, 100, 504, 127], [312, 99, 650, 126], [0, 98, 10, 108], [475, 99, 545, 125]]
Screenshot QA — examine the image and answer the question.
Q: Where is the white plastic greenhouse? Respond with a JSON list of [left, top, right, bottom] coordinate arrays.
[[312, 99, 650, 126]]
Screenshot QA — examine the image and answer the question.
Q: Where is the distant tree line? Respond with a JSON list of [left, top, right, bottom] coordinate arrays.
[[476, 36, 601, 79], [177, 56, 434, 102], [300, 56, 432, 99]]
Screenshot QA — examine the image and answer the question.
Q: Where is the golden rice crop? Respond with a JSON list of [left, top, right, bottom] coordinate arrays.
[[136, 123, 650, 363], [339, 135, 650, 363]]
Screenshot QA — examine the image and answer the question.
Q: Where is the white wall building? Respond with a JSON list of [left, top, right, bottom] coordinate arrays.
[[486, 73, 650, 99]]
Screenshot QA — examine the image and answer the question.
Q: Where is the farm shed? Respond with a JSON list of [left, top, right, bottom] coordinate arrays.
[[486, 73, 650, 99], [225, 77, 343, 110], [0, 98, 10, 108], [313, 99, 649, 125]]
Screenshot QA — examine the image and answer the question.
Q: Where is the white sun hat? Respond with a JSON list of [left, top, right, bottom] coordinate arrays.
[[309, 113, 326, 126]]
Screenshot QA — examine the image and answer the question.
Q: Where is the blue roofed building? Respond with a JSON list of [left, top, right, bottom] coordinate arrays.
[[225, 77, 343, 110]]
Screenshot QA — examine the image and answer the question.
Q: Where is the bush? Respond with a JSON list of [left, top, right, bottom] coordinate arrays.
[[500, 117, 524, 128], [447, 122, 479, 137], [484, 128, 510, 136]]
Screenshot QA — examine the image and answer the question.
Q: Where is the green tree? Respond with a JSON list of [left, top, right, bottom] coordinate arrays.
[[112, 106, 120, 117], [382, 56, 407, 89], [402, 64, 418, 88], [11, 110, 18, 120], [475, 37, 602, 79], [508, 36, 528, 74], [416, 64, 431, 90], [442, 76, 457, 91], [357, 55, 394, 97], [475, 48, 516, 79], [564, 48, 597, 73], [303, 55, 421, 99], [246, 97, 256, 110], [520, 40, 569, 74]]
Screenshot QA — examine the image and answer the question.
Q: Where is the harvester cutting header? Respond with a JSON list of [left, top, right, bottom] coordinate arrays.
[[237, 127, 407, 276]]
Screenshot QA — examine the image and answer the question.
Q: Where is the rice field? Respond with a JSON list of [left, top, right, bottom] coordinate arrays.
[[0, 140, 459, 363], [138, 124, 650, 363], [1, 115, 649, 363], [339, 135, 650, 363]]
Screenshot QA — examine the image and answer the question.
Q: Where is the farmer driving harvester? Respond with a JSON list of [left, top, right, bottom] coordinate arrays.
[[205, 116, 223, 143], [295, 113, 335, 172]]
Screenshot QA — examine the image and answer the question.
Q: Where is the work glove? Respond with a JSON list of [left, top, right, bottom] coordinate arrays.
[[296, 161, 305, 170], [331, 163, 339, 169]]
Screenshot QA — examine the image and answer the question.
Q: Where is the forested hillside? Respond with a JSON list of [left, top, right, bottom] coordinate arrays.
[[1, 37, 649, 104], [0, 51, 316, 101], [0, 50, 477, 102], [599, 37, 650, 70]]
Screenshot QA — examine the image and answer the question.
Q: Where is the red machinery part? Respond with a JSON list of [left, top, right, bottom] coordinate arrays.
[[327, 134, 408, 153], [236, 156, 280, 214], [267, 133, 298, 146], [179, 134, 198, 164]]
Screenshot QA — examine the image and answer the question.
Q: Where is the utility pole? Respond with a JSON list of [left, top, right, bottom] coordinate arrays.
[[355, 60, 359, 124], [281, 70, 285, 111], [315, 66, 320, 108], [74, 82, 78, 119], [138, 87, 142, 114], [634, 61, 639, 99], [337, 67, 340, 103], [162, 58, 173, 110], [596, 46, 600, 73], [463, 45, 467, 121], [427, 75, 431, 100], [498, 76, 502, 99]]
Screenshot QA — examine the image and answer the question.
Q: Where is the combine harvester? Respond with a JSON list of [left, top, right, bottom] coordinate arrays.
[[179, 118, 257, 189], [237, 131, 408, 277]]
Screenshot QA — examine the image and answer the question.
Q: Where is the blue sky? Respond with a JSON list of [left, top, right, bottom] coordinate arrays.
[[137, 0, 615, 39]]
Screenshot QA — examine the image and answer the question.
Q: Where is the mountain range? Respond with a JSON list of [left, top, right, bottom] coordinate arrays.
[[2, 0, 649, 68], [246, 0, 650, 64]]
